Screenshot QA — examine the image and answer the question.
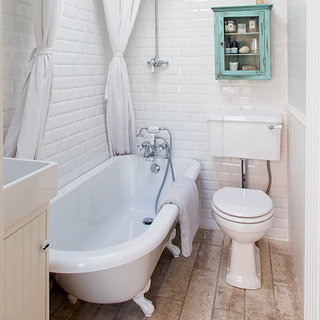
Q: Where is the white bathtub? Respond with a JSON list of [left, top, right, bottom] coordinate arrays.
[[49, 154, 201, 316]]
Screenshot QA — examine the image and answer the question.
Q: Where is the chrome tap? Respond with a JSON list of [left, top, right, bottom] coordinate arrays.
[[147, 57, 168, 73], [146, 144, 157, 161], [138, 141, 152, 157]]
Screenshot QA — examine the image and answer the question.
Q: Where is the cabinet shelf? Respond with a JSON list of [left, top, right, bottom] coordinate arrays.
[[212, 5, 273, 80], [225, 32, 259, 36], [225, 54, 259, 56]]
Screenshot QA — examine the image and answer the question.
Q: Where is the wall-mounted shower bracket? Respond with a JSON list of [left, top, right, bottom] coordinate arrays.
[[147, 0, 169, 73]]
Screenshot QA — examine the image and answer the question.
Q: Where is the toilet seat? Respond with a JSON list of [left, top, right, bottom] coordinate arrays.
[[212, 187, 274, 224]]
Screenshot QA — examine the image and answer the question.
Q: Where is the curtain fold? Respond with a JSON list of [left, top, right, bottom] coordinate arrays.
[[102, 0, 141, 156], [3, 0, 63, 159]]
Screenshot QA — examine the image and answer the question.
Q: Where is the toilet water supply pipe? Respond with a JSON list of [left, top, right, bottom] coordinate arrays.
[[241, 159, 272, 195]]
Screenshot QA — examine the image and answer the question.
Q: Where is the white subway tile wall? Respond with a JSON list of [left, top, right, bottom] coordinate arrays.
[[2, 0, 289, 239], [128, 0, 288, 239], [2, 0, 112, 189]]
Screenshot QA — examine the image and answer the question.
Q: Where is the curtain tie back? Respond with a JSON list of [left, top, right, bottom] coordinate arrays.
[[29, 47, 54, 62], [35, 47, 54, 56], [113, 52, 123, 58]]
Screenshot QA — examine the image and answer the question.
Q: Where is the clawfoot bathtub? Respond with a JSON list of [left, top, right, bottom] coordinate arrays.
[[49, 154, 201, 316]]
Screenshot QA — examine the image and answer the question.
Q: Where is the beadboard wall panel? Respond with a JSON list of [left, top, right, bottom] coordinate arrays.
[[287, 106, 305, 304]]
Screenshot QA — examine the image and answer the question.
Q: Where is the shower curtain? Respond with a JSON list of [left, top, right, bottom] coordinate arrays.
[[3, 0, 63, 159], [102, 0, 141, 156]]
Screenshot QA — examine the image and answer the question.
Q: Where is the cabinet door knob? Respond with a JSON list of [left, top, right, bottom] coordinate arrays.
[[220, 42, 223, 45], [42, 240, 50, 251]]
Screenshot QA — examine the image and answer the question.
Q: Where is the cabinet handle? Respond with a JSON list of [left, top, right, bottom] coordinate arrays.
[[268, 125, 284, 130], [42, 240, 50, 252], [220, 42, 223, 45]]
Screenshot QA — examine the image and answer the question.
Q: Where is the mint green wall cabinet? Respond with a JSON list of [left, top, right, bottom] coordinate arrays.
[[211, 5, 273, 80]]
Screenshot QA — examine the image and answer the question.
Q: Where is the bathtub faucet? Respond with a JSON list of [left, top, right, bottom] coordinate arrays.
[[136, 127, 173, 162]]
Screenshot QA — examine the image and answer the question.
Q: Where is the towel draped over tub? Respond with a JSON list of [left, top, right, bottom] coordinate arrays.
[[158, 176, 200, 257]]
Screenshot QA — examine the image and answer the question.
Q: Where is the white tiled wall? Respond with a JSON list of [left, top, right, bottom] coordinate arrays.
[[2, 0, 289, 239], [128, 0, 289, 238], [2, 0, 111, 189]]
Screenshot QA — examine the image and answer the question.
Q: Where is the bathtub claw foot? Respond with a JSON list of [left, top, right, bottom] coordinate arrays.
[[166, 228, 181, 258], [68, 293, 78, 304], [133, 279, 154, 317]]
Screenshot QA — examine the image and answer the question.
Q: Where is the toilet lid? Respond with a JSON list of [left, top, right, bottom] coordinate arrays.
[[213, 187, 273, 218]]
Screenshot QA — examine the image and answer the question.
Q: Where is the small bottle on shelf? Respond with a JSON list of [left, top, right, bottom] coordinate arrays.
[[225, 37, 231, 54], [231, 37, 238, 54]]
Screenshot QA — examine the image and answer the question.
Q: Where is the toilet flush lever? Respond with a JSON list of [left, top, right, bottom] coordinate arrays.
[[268, 125, 284, 130]]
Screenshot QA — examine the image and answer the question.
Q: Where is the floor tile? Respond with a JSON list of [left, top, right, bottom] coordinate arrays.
[[201, 229, 224, 246], [50, 298, 91, 320], [271, 253, 303, 319], [157, 241, 200, 301], [214, 246, 245, 314], [50, 285, 68, 316], [273, 283, 303, 320], [179, 269, 218, 320], [82, 303, 121, 320], [212, 308, 244, 320], [269, 239, 291, 255], [194, 242, 223, 273], [151, 297, 183, 320], [245, 280, 276, 320], [113, 300, 146, 320], [146, 261, 170, 302]]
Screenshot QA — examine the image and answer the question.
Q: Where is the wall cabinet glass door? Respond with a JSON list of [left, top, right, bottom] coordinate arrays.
[[211, 5, 273, 80]]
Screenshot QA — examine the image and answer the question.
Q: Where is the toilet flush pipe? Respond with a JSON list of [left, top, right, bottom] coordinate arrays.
[[241, 159, 247, 188]]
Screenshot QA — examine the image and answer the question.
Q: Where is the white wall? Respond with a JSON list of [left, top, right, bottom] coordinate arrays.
[[0, 0, 4, 316], [2, 0, 289, 239], [128, 0, 289, 239], [287, 0, 306, 114], [2, 0, 112, 189], [286, 0, 306, 305]]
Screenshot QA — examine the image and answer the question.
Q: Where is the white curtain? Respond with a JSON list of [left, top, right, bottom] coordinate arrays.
[[3, 0, 63, 159], [102, 0, 141, 156]]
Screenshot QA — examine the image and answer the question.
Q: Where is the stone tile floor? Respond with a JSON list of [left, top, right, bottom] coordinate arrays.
[[50, 229, 303, 320]]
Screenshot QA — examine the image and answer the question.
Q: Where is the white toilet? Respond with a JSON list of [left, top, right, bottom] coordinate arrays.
[[207, 110, 283, 290]]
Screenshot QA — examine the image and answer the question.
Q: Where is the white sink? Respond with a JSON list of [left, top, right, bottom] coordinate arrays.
[[3, 157, 58, 230]]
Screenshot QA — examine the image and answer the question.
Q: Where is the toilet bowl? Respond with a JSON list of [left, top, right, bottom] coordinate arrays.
[[212, 187, 275, 289]]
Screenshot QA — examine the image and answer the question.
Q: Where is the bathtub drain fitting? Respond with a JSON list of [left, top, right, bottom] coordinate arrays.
[[143, 217, 154, 225]]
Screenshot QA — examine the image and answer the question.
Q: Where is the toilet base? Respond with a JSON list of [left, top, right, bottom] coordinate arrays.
[[226, 241, 261, 290]]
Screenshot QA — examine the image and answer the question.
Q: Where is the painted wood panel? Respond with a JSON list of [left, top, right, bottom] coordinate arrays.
[[4, 211, 48, 320], [287, 106, 305, 306]]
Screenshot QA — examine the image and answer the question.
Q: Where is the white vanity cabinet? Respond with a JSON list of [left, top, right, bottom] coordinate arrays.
[[4, 203, 50, 320]]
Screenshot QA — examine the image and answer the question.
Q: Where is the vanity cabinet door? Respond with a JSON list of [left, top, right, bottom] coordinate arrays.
[[4, 211, 49, 320], [212, 5, 272, 80]]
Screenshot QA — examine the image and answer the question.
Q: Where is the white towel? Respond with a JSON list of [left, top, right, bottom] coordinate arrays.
[[158, 176, 200, 257]]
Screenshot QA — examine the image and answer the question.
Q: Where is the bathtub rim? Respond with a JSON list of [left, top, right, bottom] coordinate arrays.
[[50, 155, 201, 202]]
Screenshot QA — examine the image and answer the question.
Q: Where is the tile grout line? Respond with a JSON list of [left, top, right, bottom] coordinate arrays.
[[211, 233, 225, 319], [178, 230, 203, 320], [268, 239, 278, 320]]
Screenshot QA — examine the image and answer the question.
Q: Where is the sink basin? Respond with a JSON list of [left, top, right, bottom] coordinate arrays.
[[3, 157, 58, 230]]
